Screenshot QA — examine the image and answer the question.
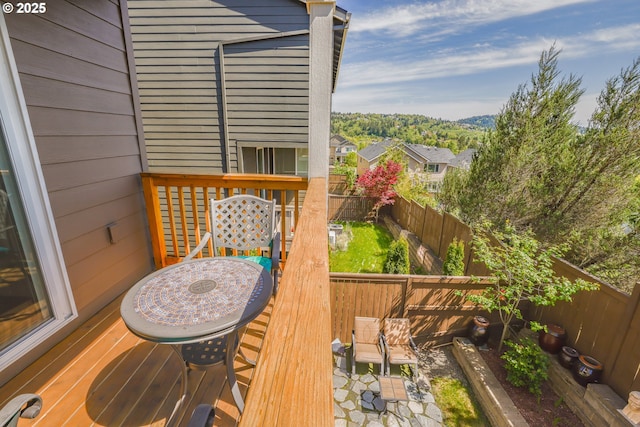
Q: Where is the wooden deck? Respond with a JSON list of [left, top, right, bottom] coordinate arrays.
[[0, 176, 333, 427], [0, 292, 273, 426]]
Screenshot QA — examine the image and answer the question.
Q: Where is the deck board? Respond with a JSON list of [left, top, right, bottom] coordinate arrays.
[[0, 291, 272, 426]]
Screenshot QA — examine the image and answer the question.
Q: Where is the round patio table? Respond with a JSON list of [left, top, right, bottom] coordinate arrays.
[[120, 257, 272, 425]]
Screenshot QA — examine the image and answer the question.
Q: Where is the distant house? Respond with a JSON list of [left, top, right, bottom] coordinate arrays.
[[448, 148, 477, 170], [330, 134, 357, 164], [356, 140, 474, 191], [356, 139, 393, 176], [128, 0, 350, 178]]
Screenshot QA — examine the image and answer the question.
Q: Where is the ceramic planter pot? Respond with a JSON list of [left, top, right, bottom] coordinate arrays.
[[558, 346, 579, 369], [538, 324, 566, 354], [572, 355, 603, 386], [468, 316, 490, 346]]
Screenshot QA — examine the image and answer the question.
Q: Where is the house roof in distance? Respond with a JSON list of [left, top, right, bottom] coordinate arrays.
[[406, 144, 455, 164], [449, 148, 477, 169]]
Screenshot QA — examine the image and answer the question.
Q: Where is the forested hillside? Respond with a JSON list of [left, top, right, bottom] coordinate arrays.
[[331, 112, 491, 153]]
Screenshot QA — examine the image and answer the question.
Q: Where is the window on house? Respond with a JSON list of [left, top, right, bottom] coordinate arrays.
[[424, 163, 439, 173], [241, 147, 308, 176]]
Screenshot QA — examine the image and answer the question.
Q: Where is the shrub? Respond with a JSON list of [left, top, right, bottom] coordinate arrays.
[[501, 337, 550, 397], [384, 237, 410, 274], [443, 238, 465, 275]]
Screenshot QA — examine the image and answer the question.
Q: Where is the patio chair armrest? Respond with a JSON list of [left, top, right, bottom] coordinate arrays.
[[186, 404, 215, 427], [0, 393, 42, 426], [270, 231, 281, 267], [183, 232, 212, 261], [379, 333, 387, 359], [409, 336, 418, 353]]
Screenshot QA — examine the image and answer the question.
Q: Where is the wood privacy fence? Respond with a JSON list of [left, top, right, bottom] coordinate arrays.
[[328, 195, 375, 222], [389, 195, 640, 398], [330, 273, 497, 346]]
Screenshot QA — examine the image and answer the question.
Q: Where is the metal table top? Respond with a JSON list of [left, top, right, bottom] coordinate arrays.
[[120, 257, 272, 343]]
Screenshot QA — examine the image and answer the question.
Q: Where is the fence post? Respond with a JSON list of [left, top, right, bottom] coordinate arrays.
[[400, 277, 410, 317], [606, 282, 640, 386]]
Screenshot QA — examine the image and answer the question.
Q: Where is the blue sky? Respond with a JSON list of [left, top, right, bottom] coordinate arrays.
[[332, 0, 640, 125]]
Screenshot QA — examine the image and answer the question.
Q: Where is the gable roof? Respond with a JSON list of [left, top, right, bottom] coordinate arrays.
[[449, 148, 477, 169], [357, 140, 392, 162], [406, 144, 456, 164], [330, 134, 355, 148]]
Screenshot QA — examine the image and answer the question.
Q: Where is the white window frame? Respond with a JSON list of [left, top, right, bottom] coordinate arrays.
[[0, 15, 77, 370]]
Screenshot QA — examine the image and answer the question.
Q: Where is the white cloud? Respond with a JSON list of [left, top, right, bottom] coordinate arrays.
[[338, 24, 640, 88], [351, 0, 596, 37]]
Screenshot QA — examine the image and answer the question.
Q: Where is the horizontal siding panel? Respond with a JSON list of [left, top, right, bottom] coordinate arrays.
[[20, 74, 134, 115], [139, 88, 217, 97], [148, 159, 221, 168], [55, 193, 146, 243], [28, 107, 137, 137], [146, 145, 220, 153], [50, 175, 143, 218], [142, 125, 219, 133], [224, 64, 309, 74], [134, 49, 217, 58], [227, 96, 309, 105], [140, 103, 218, 111], [73, 248, 151, 315], [7, 14, 127, 72], [224, 56, 308, 66], [11, 40, 131, 93], [67, 0, 123, 27], [145, 152, 220, 161], [143, 132, 220, 140], [131, 26, 305, 42], [225, 73, 309, 81], [227, 110, 308, 119], [134, 65, 214, 74], [143, 118, 218, 126], [39, 1, 125, 49], [138, 80, 216, 89], [137, 73, 217, 82], [133, 42, 306, 57], [226, 88, 308, 97], [142, 110, 216, 118], [228, 118, 308, 127], [128, 6, 306, 19], [42, 156, 143, 192], [230, 131, 308, 141], [35, 136, 141, 165], [67, 227, 148, 287], [61, 212, 147, 267], [141, 97, 218, 105], [227, 103, 308, 112], [133, 56, 215, 66]]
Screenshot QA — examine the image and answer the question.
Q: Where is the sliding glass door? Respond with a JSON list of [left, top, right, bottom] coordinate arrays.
[[0, 129, 52, 351]]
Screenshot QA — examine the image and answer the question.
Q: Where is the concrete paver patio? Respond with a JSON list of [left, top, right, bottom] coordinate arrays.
[[333, 351, 444, 427]]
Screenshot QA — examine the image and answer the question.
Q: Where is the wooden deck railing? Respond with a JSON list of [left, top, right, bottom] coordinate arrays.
[[240, 177, 333, 426], [141, 172, 308, 268]]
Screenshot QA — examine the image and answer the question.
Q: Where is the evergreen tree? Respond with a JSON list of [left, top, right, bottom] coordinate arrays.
[[439, 46, 640, 291]]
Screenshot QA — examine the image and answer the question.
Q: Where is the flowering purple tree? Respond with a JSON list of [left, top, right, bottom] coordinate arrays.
[[356, 160, 402, 222]]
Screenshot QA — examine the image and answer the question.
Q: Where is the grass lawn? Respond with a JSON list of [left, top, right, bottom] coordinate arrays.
[[431, 377, 488, 427], [329, 221, 394, 273]]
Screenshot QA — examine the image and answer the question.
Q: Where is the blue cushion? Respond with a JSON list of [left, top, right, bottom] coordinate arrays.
[[235, 255, 272, 272]]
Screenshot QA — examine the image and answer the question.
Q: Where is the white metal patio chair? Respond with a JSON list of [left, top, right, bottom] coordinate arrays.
[[0, 394, 42, 427], [185, 194, 281, 295]]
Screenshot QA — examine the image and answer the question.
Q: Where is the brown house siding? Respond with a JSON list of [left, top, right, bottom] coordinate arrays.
[[1, 0, 152, 383], [128, 0, 311, 173]]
